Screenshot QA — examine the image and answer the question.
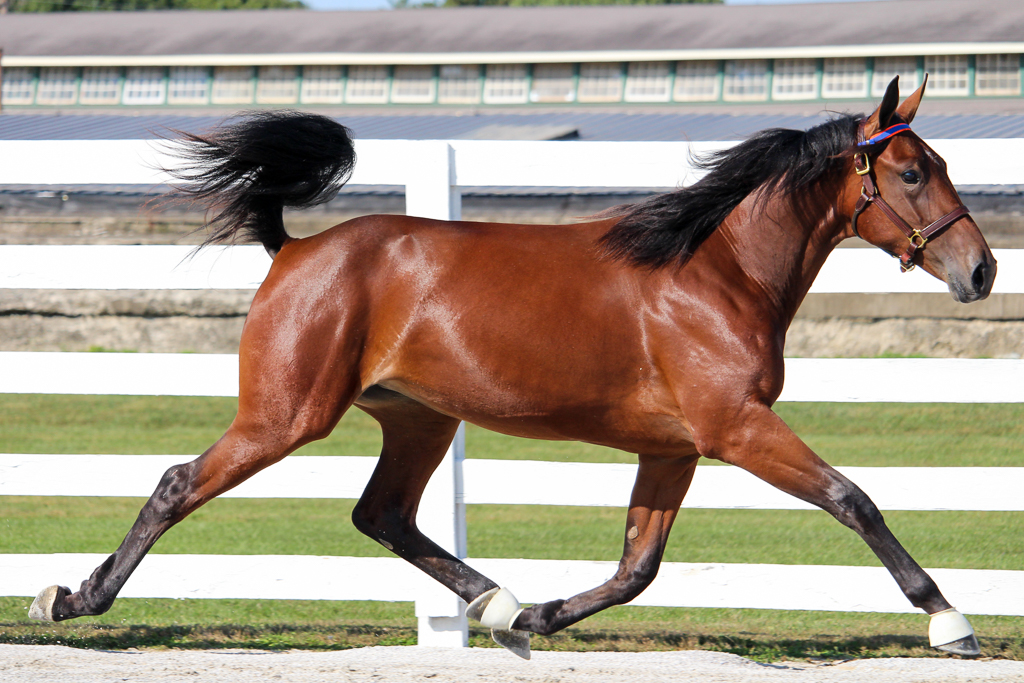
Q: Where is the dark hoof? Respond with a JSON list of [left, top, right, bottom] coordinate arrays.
[[491, 628, 531, 660], [28, 585, 69, 622], [936, 633, 981, 656]]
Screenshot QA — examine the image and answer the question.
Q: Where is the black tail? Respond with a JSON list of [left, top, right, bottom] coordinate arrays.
[[164, 111, 356, 257]]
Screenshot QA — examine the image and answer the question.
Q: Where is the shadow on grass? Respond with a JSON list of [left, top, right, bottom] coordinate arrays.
[[0, 623, 416, 651], [3, 623, 1020, 662]]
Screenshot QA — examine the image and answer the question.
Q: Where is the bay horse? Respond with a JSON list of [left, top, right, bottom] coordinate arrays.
[[30, 76, 994, 658]]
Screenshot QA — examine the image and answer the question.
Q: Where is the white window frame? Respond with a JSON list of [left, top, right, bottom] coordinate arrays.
[[924, 55, 969, 96], [211, 66, 254, 105], [723, 60, 768, 102], [530, 63, 575, 103], [673, 61, 719, 102], [345, 65, 389, 104], [391, 65, 435, 104], [168, 66, 210, 105], [975, 54, 1021, 96], [438, 65, 481, 104], [1, 67, 36, 105], [300, 65, 344, 105], [122, 67, 166, 106], [35, 67, 78, 106], [771, 59, 818, 101], [483, 64, 529, 105], [577, 63, 623, 103], [624, 62, 671, 103], [821, 58, 868, 98], [256, 66, 299, 104], [872, 57, 919, 97], [79, 67, 121, 105]]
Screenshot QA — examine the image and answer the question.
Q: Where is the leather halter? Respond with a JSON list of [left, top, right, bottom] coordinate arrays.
[[850, 122, 971, 272]]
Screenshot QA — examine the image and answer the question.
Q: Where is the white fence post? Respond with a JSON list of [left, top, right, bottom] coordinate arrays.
[[403, 142, 469, 647]]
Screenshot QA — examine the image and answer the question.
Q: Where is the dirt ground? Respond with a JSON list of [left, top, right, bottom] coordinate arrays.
[[2, 645, 1023, 683]]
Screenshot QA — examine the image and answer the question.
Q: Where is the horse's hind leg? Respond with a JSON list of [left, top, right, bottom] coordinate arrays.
[[513, 452, 700, 636], [351, 389, 499, 603], [30, 307, 362, 622]]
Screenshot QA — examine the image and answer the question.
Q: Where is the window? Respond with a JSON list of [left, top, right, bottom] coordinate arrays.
[[168, 66, 209, 104], [300, 65, 343, 104], [35, 67, 77, 105], [211, 66, 254, 104], [821, 58, 868, 98], [79, 67, 121, 105], [438, 65, 481, 104], [1, 67, 36, 105], [256, 66, 298, 104], [723, 60, 768, 101], [391, 65, 434, 104], [925, 55, 968, 96], [122, 67, 165, 105], [872, 57, 918, 96], [772, 59, 817, 100], [483, 64, 528, 104], [530, 63, 574, 103], [976, 54, 1021, 96], [577, 63, 622, 103], [624, 62, 671, 103], [346, 65, 389, 104], [674, 61, 718, 102]]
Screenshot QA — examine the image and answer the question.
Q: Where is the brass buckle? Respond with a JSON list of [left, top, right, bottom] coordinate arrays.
[[910, 230, 928, 249], [854, 153, 871, 176]]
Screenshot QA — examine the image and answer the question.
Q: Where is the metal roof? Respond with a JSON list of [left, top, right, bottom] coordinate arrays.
[[1, 1, 1023, 63], [3, 111, 1024, 142]]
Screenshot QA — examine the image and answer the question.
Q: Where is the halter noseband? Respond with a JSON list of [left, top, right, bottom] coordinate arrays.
[[850, 122, 971, 272]]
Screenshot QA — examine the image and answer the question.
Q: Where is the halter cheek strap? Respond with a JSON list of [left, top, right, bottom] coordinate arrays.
[[850, 123, 971, 272]]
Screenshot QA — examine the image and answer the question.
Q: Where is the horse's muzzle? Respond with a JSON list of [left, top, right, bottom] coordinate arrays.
[[949, 252, 996, 303]]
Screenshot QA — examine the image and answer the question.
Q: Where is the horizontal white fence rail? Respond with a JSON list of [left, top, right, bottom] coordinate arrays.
[[2, 138, 1022, 643], [3, 352, 1024, 403], [3, 244, 1024, 294], [4, 138, 1024, 187], [3, 454, 1023, 512], [3, 555, 1021, 617]]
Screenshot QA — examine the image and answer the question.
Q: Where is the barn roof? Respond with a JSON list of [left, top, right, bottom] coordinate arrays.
[[2, 0, 1023, 63]]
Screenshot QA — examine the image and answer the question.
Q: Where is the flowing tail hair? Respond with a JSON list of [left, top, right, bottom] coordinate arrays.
[[163, 111, 356, 258]]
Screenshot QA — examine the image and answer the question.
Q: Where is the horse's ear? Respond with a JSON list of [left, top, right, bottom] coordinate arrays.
[[895, 73, 928, 124], [863, 76, 901, 137]]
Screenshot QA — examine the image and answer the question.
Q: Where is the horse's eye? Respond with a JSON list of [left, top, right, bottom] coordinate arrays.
[[901, 170, 920, 185]]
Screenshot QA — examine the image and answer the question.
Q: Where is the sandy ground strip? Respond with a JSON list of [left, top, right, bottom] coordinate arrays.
[[2, 645, 1024, 683]]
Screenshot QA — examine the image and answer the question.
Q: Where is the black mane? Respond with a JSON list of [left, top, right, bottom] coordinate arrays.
[[599, 114, 862, 268]]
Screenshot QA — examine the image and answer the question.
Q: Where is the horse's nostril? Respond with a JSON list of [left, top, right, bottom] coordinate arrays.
[[972, 262, 987, 291]]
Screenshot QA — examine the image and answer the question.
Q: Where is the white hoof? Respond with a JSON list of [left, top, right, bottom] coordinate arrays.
[[467, 587, 531, 659], [930, 608, 980, 655], [28, 585, 63, 622], [466, 587, 524, 630]]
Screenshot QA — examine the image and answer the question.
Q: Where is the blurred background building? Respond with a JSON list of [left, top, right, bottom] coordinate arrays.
[[2, 0, 1024, 357]]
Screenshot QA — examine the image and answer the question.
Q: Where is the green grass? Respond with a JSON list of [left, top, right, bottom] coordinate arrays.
[[2, 498, 1022, 570], [1, 395, 1022, 657], [2, 394, 1023, 466]]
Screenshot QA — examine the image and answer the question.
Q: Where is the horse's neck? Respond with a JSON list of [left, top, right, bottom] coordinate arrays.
[[713, 191, 847, 324]]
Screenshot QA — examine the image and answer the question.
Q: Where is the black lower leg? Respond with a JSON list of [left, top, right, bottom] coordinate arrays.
[[830, 478, 951, 614], [49, 460, 200, 620]]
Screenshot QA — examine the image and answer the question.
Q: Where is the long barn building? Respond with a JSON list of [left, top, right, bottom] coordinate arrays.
[[2, 0, 1024, 112]]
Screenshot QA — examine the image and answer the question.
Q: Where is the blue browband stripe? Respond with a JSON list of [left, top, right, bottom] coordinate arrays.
[[857, 123, 912, 147]]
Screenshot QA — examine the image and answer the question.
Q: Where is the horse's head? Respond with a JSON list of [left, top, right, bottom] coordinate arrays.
[[846, 76, 996, 303]]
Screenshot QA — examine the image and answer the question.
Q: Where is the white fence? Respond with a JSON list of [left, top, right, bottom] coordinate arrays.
[[1, 139, 1023, 648]]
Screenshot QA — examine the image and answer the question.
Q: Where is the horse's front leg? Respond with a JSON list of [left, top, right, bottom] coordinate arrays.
[[701, 401, 979, 656], [511, 453, 699, 636]]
